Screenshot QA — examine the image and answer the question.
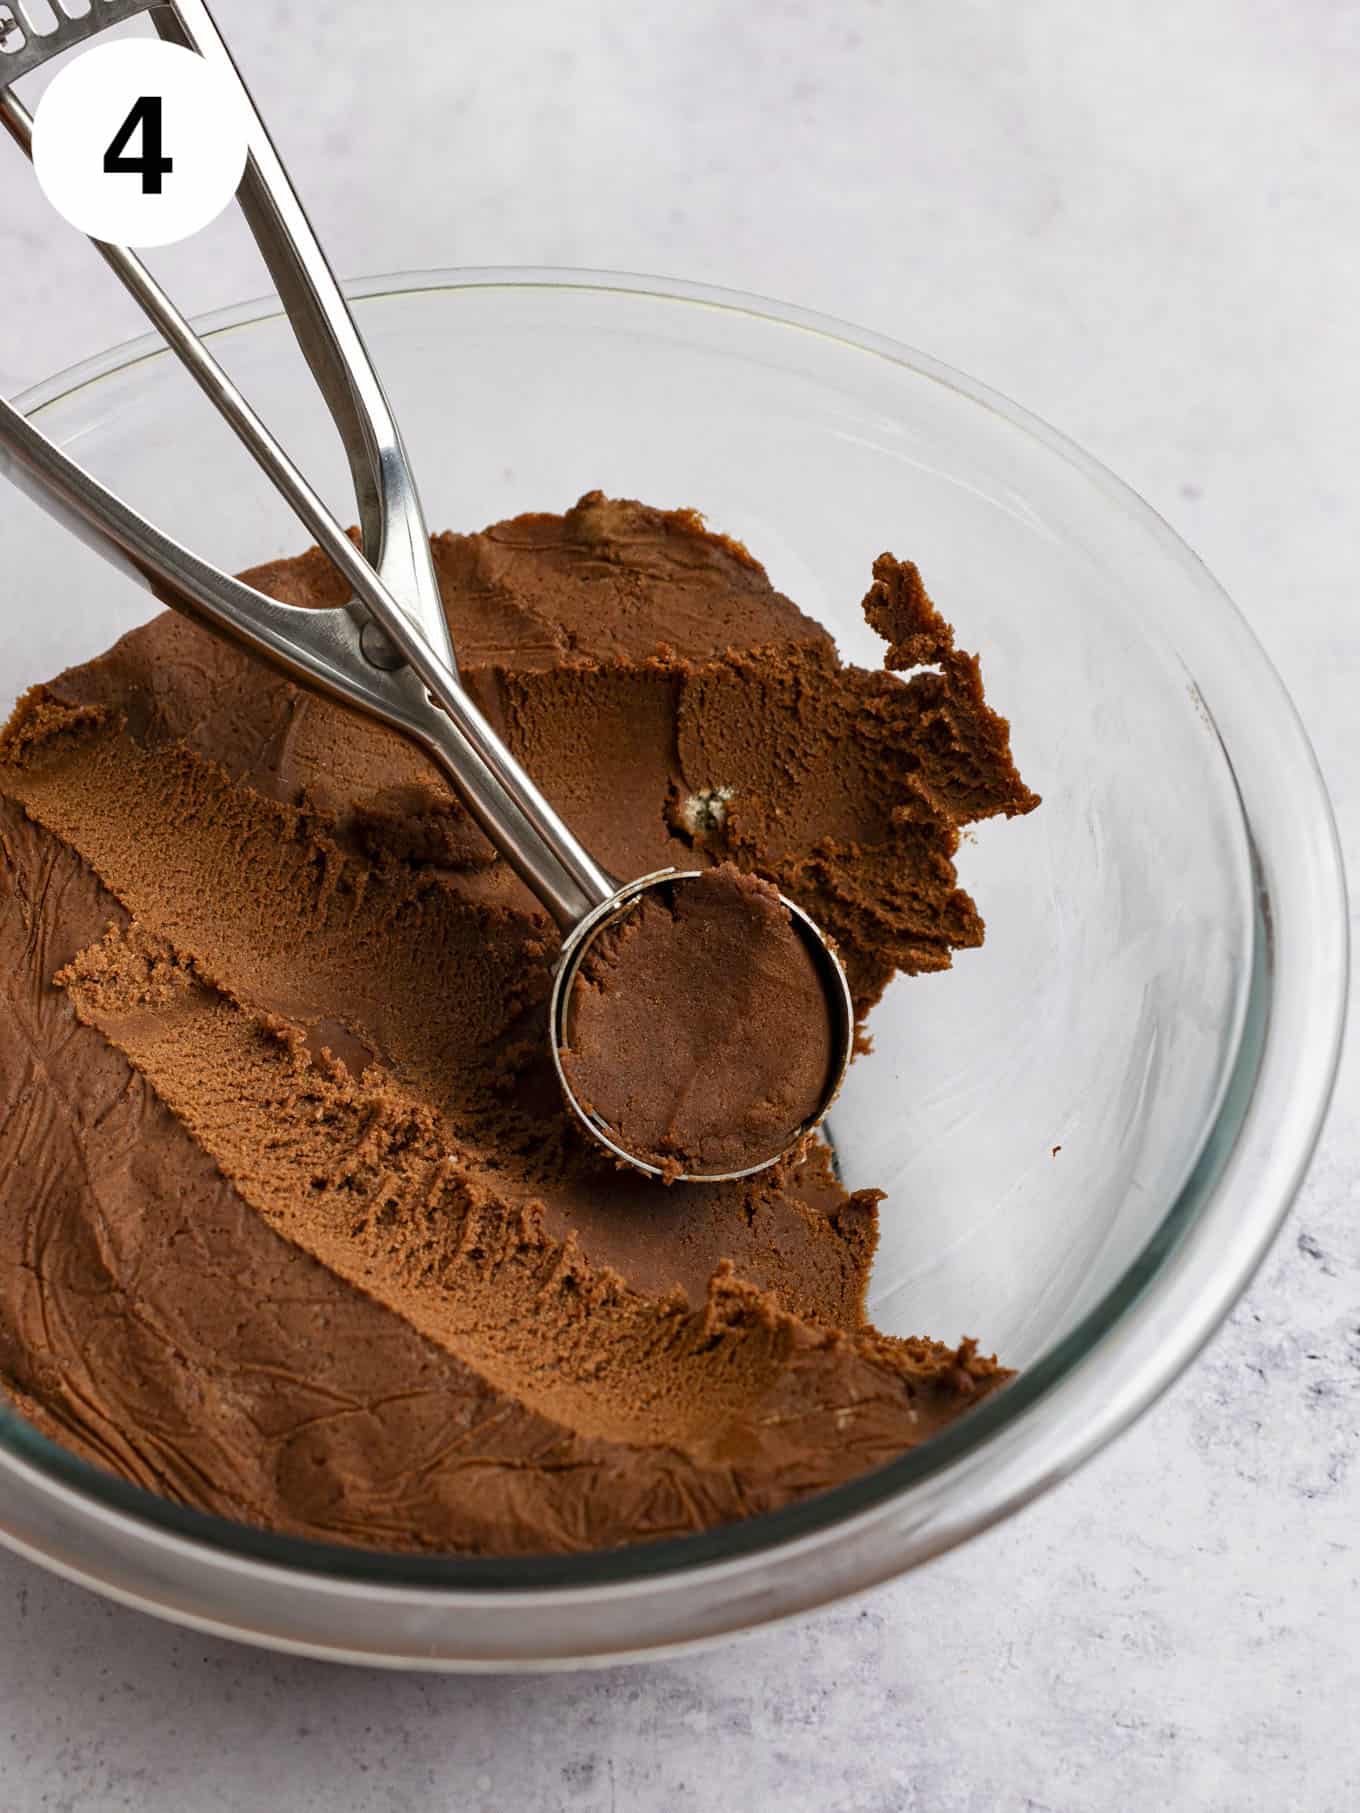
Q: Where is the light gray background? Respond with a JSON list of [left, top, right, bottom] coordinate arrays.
[[2, 2, 1357, 1808]]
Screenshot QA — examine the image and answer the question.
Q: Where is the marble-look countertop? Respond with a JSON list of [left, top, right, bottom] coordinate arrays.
[[1, 2, 1355, 1807]]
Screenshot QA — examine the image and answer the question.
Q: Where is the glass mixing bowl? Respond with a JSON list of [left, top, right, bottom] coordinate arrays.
[[0, 270, 1346, 1668]]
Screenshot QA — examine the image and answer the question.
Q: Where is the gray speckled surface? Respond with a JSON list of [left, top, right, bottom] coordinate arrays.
[[1, 1, 1356, 1807]]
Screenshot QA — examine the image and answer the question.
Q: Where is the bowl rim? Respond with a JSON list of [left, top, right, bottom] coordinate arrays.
[[0, 265, 1347, 1656]]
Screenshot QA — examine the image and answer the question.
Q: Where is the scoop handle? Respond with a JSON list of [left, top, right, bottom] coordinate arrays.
[[154, 0, 456, 677]]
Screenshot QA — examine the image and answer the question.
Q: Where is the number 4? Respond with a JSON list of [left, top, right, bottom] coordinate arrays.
[[103, 96, 173, 196]]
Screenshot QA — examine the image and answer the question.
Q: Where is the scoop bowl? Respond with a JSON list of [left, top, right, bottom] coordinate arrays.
[[550, 868, 856, 1183]]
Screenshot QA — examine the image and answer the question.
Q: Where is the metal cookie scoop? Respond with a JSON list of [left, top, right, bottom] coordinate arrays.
[[0, 0, 853, 1182]]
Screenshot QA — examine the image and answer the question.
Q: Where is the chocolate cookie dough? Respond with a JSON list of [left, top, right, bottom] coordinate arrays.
[[560, 865, 837, 1178], [0, 493, 1038, 1555]]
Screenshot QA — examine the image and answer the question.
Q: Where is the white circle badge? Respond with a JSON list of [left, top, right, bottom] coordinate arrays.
[[31, 39, 250, 248]]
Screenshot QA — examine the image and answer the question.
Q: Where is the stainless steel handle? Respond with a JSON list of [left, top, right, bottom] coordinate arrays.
[[1, 0, 619, 930], [0, 2, 444, 665], [154, 0, 454, 676], [0, 393, 618, 930]]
